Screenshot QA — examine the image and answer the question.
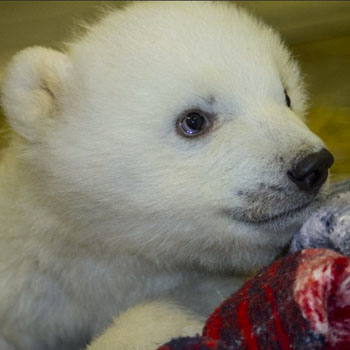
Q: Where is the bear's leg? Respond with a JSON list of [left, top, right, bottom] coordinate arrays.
[[87, 301, 204, 350]]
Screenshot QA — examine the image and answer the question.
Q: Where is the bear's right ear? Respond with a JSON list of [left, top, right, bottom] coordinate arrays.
[[1, 47, 73, 141]]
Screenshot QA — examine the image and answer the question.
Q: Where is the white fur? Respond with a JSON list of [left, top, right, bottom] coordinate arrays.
[[0, 2, 328, 349], [87, 301, 203, 350]]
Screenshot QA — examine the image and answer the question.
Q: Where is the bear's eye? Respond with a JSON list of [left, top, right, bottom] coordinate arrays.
[[177, 110, 213, 138], [284, 89, 291, 108]]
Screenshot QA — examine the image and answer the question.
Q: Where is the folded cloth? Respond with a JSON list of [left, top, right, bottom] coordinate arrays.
[[291, 180, 350, 256], [158, 249, 350, 350]]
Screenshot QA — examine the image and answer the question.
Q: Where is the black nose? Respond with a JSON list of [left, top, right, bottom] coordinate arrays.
[[287, 148, 334, 192]]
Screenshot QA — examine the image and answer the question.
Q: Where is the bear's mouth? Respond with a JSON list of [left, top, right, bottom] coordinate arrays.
[[223, 199, 314, 225]]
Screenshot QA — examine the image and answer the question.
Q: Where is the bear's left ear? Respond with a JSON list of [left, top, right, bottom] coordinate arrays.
[[1, 46, 73, 141]]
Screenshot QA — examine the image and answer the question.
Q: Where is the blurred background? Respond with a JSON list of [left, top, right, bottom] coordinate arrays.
[[0, 1, 349, 180]]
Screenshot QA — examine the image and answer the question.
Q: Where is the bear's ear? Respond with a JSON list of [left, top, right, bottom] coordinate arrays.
[[1, 47, 73, 141]]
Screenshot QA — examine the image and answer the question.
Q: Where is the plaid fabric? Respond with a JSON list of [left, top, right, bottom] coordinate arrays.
[[158, 336, 229, 350], [158, 249, 350, 350]]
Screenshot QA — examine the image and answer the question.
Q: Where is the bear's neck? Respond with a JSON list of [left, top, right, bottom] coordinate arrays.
[[0, 140, 168, 266], [0, 143, 55, 236], [0, 140, 103, 258]]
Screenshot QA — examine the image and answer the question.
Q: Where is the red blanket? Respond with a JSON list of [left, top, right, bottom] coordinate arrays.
[[158, 249, 350, 350]]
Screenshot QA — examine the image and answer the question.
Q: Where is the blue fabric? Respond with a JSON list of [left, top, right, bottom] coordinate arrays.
[[291, 180, 350, 255]]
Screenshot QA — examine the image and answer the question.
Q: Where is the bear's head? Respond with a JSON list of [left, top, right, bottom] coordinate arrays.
[[0, 2, 333, 272]]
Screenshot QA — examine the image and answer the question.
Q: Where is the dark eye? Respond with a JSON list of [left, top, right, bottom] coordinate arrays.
[[284, 89, 291, 108], [177, 110, 213, 138]]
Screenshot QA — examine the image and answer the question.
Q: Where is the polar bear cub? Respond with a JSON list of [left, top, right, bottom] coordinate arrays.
[[0, 2, 333, 350]]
